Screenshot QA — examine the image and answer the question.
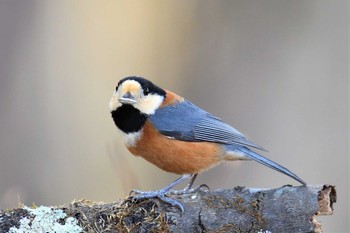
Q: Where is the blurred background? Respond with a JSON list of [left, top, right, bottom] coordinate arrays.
[[0, 1, 348, 232]]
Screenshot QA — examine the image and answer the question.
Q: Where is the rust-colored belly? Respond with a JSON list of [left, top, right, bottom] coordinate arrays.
[[127, 122, 223, 174]]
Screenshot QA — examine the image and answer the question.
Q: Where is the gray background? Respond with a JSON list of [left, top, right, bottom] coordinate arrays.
[[0, 1, 348, 232]]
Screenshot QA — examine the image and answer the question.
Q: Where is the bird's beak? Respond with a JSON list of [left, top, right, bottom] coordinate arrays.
[[118, 92, 137, 104]]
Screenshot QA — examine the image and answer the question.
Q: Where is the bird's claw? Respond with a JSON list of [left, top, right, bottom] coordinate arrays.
[[198, 183, 210, 191], [129, 184, 209, 212], [157, 195, 185, 212], [166, 184, 210, 195], [130, 189, 153, 196], [129, 189, 185, 212]]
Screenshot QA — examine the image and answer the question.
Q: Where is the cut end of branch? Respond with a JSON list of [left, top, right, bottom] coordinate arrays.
[[318, 185, 336, 215], [310, 185, 337, 233]]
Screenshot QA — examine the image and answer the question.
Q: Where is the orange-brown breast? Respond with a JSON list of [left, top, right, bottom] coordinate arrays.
[[127, 122, 224, 174]]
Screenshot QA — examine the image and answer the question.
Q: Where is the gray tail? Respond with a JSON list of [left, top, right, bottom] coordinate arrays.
[[239, 147, 307, 185]]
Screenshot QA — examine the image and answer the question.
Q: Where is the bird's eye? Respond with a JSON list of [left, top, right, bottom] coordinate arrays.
[[143, 87, 150, 95]]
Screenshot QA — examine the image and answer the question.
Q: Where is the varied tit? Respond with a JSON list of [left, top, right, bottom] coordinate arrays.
[[109, 76, 306, 211]]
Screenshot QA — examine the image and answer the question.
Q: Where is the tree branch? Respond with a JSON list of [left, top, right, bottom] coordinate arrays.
[[0, 185, 336, 233]]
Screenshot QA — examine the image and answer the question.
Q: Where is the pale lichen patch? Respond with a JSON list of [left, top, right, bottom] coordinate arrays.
[[8, 206, 82, 233]]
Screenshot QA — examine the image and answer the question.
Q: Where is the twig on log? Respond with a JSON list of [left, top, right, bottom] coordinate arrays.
[[0, 185, 336, 233]]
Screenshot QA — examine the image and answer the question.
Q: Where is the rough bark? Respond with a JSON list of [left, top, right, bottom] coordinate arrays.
[[0, 185, 336, 233]]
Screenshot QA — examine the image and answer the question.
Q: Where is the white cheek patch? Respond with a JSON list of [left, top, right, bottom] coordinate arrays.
[[120, 131, 142, 147], [109, 90, 122, 112], [135, 94, 164, 115]]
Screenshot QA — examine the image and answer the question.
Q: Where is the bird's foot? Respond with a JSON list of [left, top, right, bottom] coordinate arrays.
[[129, 184, 209, 212], [130, 188, 185, 212], [167, 184, 210, 195]]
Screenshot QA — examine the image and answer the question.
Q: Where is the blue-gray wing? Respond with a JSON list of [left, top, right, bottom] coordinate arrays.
[[148, 100, 266, 151]]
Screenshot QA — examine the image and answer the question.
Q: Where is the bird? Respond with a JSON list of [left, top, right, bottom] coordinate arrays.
[[109, 76, 306, 211]]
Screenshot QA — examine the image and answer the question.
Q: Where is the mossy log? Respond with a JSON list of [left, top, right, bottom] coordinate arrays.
[[0, 185, 336, 233]]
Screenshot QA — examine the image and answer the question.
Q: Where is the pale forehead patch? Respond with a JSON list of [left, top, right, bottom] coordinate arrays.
[[119, 80, 142, 94], [110, 79, 164, 115]]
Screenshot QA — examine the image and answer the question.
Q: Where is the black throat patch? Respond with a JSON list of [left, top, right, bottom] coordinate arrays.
[[111, 104, 147, 133]]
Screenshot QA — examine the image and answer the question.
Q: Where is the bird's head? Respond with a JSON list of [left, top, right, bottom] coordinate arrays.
[[109, 76, 166, 115]]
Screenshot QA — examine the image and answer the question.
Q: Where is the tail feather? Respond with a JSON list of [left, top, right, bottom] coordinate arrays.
[[238, 147, 307, 185]]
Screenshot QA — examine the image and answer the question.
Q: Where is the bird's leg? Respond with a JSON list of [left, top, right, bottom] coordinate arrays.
[[130, 174, 192, 212], [184, 174, 210, 193], [131, 174, 192, 196], [183, 173, 198, 191], [168, 173, 209, 195]]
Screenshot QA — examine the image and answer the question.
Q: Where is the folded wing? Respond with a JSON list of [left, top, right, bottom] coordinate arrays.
[[149, 100, 265, 151]]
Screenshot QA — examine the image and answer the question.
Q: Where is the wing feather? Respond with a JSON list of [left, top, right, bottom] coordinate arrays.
[[149, 100, 307, 185], [149, 100, 266, 151]]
